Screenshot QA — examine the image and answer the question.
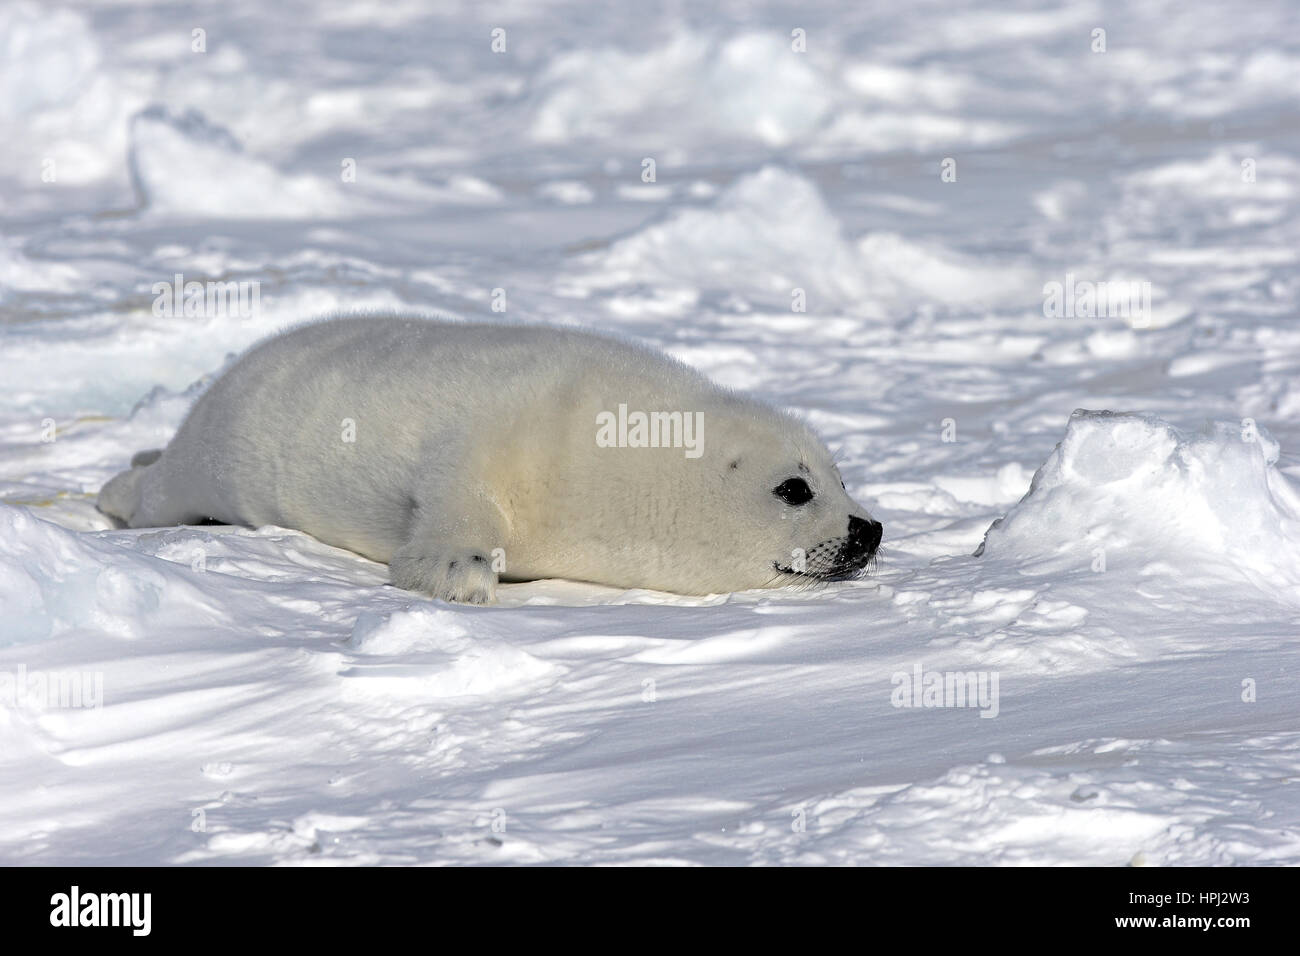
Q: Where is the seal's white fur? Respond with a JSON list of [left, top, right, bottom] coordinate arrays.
[[99, 317, 881, 602]]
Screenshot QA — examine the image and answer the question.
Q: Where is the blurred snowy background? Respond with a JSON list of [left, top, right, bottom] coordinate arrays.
[[2, 0, 1299, 864]]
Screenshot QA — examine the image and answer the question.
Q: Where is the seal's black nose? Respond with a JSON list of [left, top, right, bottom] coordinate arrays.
[[847, 515, 883, 555]]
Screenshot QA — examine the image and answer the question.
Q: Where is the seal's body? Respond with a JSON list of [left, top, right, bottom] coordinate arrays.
[[99, 317, 882, 603]]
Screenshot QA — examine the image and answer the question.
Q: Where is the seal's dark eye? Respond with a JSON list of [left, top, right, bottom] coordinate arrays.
[[773, 477, 814, 506]]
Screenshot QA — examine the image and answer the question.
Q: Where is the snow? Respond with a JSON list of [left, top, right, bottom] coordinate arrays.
[[978, 411, 1300, 600], [2, 0, 1300, 865]]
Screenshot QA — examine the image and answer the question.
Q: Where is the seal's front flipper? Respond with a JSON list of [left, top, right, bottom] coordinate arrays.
[[390, 547, 498, 604], [390, 489, 505, 604]]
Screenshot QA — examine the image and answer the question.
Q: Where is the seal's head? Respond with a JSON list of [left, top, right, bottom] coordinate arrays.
[[713, 408, 881, 590], [768, 477, 883, 582], [594, 398, 882, 596]]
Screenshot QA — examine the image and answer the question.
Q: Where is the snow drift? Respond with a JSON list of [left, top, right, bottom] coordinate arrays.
[[977, 410, 1300, 603], [576, 166, 1038, 314]]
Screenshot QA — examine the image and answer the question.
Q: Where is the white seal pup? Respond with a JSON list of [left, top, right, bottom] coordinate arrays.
[[99, 317, 883, 603]]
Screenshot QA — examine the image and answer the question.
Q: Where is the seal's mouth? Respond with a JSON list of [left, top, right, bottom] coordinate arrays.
[[773, 517, 883, 581]]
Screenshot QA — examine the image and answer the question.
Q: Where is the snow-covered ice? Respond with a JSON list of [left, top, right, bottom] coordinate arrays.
[[2, 0, 1299, 865]]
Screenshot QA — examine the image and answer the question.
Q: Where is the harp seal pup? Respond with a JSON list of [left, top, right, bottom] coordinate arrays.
[[99, 316, 883, 603]]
